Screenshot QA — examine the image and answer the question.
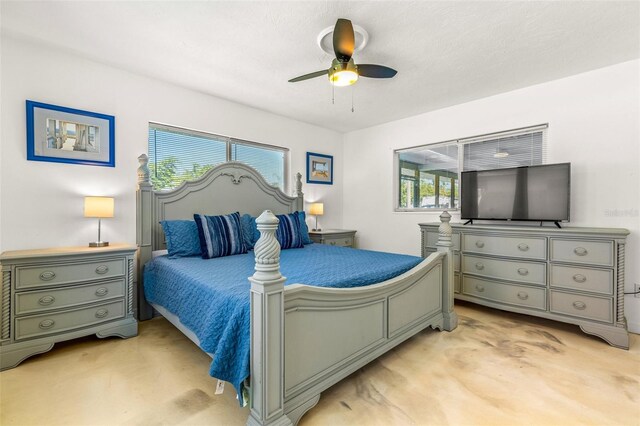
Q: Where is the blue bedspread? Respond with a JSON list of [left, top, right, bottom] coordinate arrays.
[[143, 244, 422, 400]]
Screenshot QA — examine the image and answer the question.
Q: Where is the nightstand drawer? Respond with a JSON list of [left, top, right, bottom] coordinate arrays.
[[463, 255, 546, 286], [326, 237, 353, 247], [550, 239, 614, 267], [15, 300, 126, 341], [15, 258, 126, 290], [550, 291, 612, 323], [15, 279, 126, 315], [462, 276, 546, 310], [463, 234, 546, 260], [549, 265, 613, 295]]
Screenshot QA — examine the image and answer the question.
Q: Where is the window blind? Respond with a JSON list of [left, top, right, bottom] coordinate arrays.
[[462, 127, 547, 171], [148, 123, 287, 191]]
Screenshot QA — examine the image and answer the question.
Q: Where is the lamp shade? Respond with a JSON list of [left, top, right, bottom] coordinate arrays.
[[309, 203, 324, 216], [84, 197, 114, 218]]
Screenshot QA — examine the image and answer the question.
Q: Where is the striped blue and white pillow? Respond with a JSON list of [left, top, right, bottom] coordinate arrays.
[[193, 212, 247, 259], [276, 213, 304, 250]]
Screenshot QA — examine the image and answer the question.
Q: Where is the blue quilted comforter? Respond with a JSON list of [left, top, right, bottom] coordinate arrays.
[[143, 244, 422, 401]]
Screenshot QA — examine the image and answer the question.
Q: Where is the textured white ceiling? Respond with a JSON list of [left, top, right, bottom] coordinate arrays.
[[2, 1, 639, 133]]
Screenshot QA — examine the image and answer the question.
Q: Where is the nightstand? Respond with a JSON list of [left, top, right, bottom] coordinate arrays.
[[308, 229, 357, 248], [0, 244, 138, 370]]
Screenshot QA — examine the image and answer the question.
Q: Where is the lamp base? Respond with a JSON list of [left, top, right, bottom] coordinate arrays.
[[89, 241, 109, 247]]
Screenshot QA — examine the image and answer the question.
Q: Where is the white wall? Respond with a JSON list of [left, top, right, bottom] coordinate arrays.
[[0, 36, 343, 253], [343, 60, 640, 332]]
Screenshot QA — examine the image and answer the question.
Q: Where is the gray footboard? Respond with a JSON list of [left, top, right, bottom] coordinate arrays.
[[248, 211, 457, 426]]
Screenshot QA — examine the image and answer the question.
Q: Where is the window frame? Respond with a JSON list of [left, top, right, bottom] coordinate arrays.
[[149, 122, 290, 192], [394, 124, 548, 212]]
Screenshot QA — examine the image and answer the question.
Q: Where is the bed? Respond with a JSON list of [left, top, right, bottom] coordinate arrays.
[[135, 154, 458, 426]]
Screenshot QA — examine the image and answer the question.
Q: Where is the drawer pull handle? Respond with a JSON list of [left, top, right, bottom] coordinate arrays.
[[517, 243, 529, 251], [475, 284, 485, 292], [475, 263, 485, 271], [574, 247, 588, 256], [517, 292, 529, 300], [95, 287, 109, 297], [95, 265, 109, 274], [475, 241, 485, 248], [329, 242, 336, 246], [572, 274, 587, 283], [39, 271, 56, 281], [39, 319, 55, 329], [572, 301, 587, 310], [95, 309, 109, 318], [517, 268, 529, 276], [38, 295, 56, 306]]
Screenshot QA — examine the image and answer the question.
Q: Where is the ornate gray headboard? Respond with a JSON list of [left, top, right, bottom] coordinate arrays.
[[135, 154, 304, 319]]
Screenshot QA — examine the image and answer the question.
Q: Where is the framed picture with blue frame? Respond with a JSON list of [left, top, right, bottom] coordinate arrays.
[[26, 100, 115, 167], [306, 152, 333, 185]]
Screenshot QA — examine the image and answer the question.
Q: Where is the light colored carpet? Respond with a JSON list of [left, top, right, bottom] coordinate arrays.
[[1, 302, 638, 425]]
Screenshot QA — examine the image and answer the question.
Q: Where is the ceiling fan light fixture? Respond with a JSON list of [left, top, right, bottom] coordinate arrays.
[[330, 70, 359, 86], [493, 151, 509, 158], [329, 58, 358, 87]]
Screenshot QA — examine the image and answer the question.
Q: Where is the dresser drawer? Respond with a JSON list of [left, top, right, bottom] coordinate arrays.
[[549, 291, 612, 323], [463, 255, 546, 286], [425, 231, 461, 251], [15, 279, 126, 315], [549, 265, 613, 295], [550, 239, 614, 267], [326, 237, 353, 248], [15, 258, 126, 290], [462, 276, 546, 310], [463, 234, 546, 260], [15, 300, 126, 341]]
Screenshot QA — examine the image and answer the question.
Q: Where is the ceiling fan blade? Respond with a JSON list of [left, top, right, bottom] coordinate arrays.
[[357, 64, 398, 79], [333, 18, 354, 62], [288, 70, 329, 83]]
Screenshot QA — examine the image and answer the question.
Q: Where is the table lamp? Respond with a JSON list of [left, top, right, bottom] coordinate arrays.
[[84, 196, 114, 247], [309, 202, 324, 231]]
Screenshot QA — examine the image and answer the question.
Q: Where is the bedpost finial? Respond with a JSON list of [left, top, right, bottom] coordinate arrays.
[[437, 211, 453, 248], [137, 154, 150, 185], [295, 172, 303, 196], [252, 210, 283, 283]]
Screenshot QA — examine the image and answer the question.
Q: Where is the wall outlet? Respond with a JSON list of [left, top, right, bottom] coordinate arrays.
[[636, 284, 640, 298]]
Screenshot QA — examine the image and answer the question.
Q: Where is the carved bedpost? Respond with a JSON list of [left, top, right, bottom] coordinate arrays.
[[294, 172, 303, 212], [136, 154, 154, 320], [436, 211, 458, 331], [248, 211, 291, 426]]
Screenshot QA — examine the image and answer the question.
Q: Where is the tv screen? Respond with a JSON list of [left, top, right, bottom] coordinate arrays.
[[461, 163, 570, 222]]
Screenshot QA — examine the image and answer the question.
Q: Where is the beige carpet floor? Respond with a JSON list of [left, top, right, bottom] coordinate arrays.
[[1, 302, 638, 425]]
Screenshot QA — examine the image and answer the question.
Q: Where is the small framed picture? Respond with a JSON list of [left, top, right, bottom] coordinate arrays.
[[306, 152, 333, 185], [26, 100, 115, 167]]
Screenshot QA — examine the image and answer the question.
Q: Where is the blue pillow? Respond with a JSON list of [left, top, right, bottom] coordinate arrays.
[[297, 211, 312, 245], [194, 212, 247, 259], [276, 213, 304, 249], [160, 220, 202, 258], [240, 214, 260, 250]]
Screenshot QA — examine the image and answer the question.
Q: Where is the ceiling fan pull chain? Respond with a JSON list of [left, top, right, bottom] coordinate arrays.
[[351, 85, 355, 113], [332, 83, 335, 105]]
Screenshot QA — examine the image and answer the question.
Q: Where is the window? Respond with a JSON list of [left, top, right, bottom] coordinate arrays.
[[148, 124, 288, 191], [395, 124, 547, 211]]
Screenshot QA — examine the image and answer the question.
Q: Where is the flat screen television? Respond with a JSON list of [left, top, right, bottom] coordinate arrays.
[[461, 163, 570, 224]]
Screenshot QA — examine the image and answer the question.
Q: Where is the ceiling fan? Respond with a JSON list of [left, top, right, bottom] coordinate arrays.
[[288, 18, 397, 87]]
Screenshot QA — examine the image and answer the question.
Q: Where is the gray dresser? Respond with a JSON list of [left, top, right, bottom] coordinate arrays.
[[419, 223, 630, 348], [309, 229, 357, 248], [0, 244, 138, 369]]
